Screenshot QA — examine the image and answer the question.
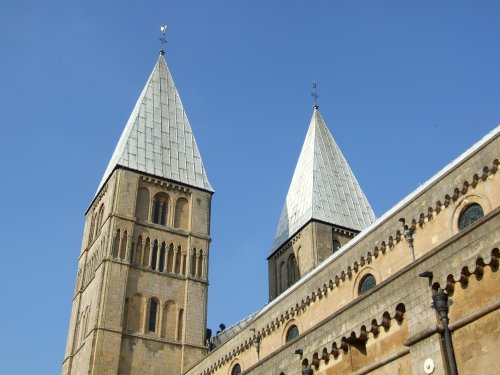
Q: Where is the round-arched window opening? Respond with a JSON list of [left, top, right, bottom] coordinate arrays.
[[359, 274, 376, 295], [458, 203, 484, 230], [231, 364, 241, 375], [286, 325, 299, 342]]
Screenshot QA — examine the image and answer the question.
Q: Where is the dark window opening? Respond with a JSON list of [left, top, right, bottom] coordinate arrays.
[[151, 242, 158, 271], [288, 255, 299, 286], [159, 243, 165, 272], [359, 274, 376, 295], [458, 203, 484, 230], [148, 300, 158, 332], [190, 249, 197, 276], [231, 364, 241, 375], [161, 202, 167, 225], [153, 200, 160, 223], [286, 325, 299, 342], [152, 194, 169, 225]]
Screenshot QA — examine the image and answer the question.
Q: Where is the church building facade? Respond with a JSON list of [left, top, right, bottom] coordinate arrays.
[[62, 51, 500, 375]]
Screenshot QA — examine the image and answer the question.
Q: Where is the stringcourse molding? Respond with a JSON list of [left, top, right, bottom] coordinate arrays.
[[141, 175, 192, 194], [438, 247, 499, 293], [273, 232, 302, 259], [302, 304, 406, 370], [401, 158, 498, 230]]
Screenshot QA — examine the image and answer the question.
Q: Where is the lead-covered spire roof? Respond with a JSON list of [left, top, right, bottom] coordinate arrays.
[[271, 107, 375, 253], [95, 53, 213, 198]]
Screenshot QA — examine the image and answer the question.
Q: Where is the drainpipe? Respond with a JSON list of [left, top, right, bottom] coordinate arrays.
[[419, 271, 459, 375], [432, 288, 458, 375]]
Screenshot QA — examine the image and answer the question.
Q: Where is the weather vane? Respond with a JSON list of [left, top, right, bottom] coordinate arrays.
[[311, 81, 319, 108], [159, 25, 167, 55]]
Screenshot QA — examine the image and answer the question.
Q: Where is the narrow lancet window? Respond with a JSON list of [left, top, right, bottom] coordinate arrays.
[[175, 247, 182, 274], [135, 187, 150, 220], [191, 249, 197, 277], [153, 200, 160, 223], [148, 300, 158, 332], [288, 255, 298, 286], [159, 242, 166, 272], [197, 250, 203, 278], [151, 241, 158, 271], [152, 193, 169, 225]]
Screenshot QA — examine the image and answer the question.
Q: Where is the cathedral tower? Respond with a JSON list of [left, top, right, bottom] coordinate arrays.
[[62, 52, 213, 375], [268, 105, 375, 300]]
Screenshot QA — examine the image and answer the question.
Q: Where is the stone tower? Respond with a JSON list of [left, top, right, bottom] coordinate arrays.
[[62, 52, 213, 375], [267, 105, 375, 300]]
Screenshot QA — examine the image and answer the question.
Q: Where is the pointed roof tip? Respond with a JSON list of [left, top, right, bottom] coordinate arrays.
[[270, 108, 376, 254], [159, 49, 165, 56], [313, 103, 319, 110], [92, 51, 213, 204]]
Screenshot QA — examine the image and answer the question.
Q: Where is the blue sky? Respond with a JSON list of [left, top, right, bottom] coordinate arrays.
[[1, 1, 499, 373]]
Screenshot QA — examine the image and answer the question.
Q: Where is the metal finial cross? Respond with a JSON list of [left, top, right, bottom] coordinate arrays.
[[159, 25, 167, 55], [311, 81, 319, 108]]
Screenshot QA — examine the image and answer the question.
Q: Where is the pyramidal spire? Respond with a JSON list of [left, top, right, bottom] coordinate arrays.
[[271, 106, 375, 252], [95, 53, 213, 198]]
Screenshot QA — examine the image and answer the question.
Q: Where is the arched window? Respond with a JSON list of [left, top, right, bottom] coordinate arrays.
[[162, 300, 176, 340], [175, 246, 182, 274], [143, 238, 150, 267], [288, 255, 299, 286], [96, 205, 104, 237], [190, 248, 197, 277], [174, 197, 189, 229], [135, 236, 143, 265], [359, 274, 376, 295], [286, 324, 299, 342], [279, 261, 287, 292], [458, 203, 484, 230], [135, 187, 150, 220], [126, 293, 144, 333], [152, 193, 169, 225], [88, 214, 96, 244], [197, 250, 203, 278], [148, 299, 158, 332], [113, 230, 120, 258], [79, 311, 86, 343], [159, 242, 166, 272], [151, 241, 158, 271], [167, 244, 174, 272], [119, 230, 127, 260], [231, 364, 241, 375]]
